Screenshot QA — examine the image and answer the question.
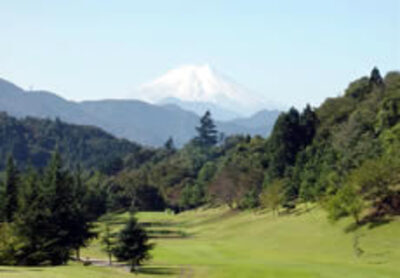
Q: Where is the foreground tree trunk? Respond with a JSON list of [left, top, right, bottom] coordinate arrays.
[[76, 248, 80, 261], [130, 259, 137, 273]]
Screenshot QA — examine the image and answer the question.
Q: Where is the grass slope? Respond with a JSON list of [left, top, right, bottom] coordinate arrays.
[[2, 205, 400, 277]]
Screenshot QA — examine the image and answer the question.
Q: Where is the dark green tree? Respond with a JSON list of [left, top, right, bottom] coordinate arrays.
[[300, 104, 317, 145], [100, 157, 124, 176], [13, 167, 50, 265], [112, 215, 153, 272], [4, 156, 20, 222], [7, 154, 98, 266], [18, 166, 40, 217], [164, 137, 176, 152], [194, 111, 218, 148], [16, 152, 92, 265], [69, 166, 97, 261], [27, 152, 74, 265], [267, 108, 302, 178], [370, 67, 384, 87]]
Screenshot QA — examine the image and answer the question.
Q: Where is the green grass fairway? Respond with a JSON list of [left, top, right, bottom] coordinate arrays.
[[0, 263, 134, 278], [2, 205, 400, 277]]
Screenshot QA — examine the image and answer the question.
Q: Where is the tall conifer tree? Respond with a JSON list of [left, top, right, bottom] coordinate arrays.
[[5, 156, 19, 222], [112, 215, 153, 272], [194, 111, 218, 147]]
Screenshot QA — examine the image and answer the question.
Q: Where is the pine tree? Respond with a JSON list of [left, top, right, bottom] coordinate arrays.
[[69, 165, 96, 261], [4, 156, 20, 222], [300, 104, 317, 145], [164, 137, 176, 152], [14, 167, 49, 265], [46, 153, 85, 264], [112, 215, 153, 272], [268, 108, 302, 178], [194, 111, 218, 148], [15, 166, 39, 223], [16, 152, 71, 265], [16, 152, 92, 265], [370, 67, 384, 87]]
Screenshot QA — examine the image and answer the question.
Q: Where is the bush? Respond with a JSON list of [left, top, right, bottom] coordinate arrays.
[[0, 223, 23, 265]]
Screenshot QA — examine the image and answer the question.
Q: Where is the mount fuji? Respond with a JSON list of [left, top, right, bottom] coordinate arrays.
[[135, 64, 272, 120]]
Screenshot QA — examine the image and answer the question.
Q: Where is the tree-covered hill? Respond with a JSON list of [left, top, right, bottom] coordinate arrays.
[[0, 112, 155, 171], [107, 68, 400, 222]]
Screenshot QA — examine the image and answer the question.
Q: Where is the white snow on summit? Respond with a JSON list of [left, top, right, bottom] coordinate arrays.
[[135, 64, 267, 116]]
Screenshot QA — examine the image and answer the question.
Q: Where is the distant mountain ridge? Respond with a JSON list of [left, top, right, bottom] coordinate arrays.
[[228, 109, 281, 135], [158, 97, 241, 121], [0, 78, 280, 146]]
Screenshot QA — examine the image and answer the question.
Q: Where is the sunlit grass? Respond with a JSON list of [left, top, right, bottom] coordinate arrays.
[[2, 205, 400, 277]]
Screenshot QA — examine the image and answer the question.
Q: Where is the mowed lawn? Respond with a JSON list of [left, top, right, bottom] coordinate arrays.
[[1, 205, 400, 278]]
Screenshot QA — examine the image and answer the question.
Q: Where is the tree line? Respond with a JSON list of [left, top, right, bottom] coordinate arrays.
[[0, 154, 96, 264]]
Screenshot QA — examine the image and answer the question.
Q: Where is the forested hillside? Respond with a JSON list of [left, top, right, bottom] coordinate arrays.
[[107, 68, 400, 222], [0, 113, 155, 171]]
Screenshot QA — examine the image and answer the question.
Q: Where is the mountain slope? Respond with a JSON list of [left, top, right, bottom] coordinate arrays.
[[80, 99, 201, 146], [228, 109, 281, 136], [0, 78, 279, 146], [159, 97, 241, 121], [0, 78, 98, 125]]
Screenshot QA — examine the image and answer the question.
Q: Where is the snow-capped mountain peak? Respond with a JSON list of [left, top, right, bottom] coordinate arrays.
[[134, 64, 267, 117]]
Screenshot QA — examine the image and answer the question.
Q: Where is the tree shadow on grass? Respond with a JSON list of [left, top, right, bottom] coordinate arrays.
[[367, 218, 392, 229], [192, 209, 239, 227], [147, 229, 189, 239], [279, 208, 301, 216], [294, 205, 317, 216], [137, 266, 180, 276], [273, 205, 316, 217], [344, 216, 392, 233], [140, 221, 186, 228]]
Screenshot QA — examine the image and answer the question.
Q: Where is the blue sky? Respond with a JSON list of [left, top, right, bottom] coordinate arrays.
[[0, 0, 398, 109]]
